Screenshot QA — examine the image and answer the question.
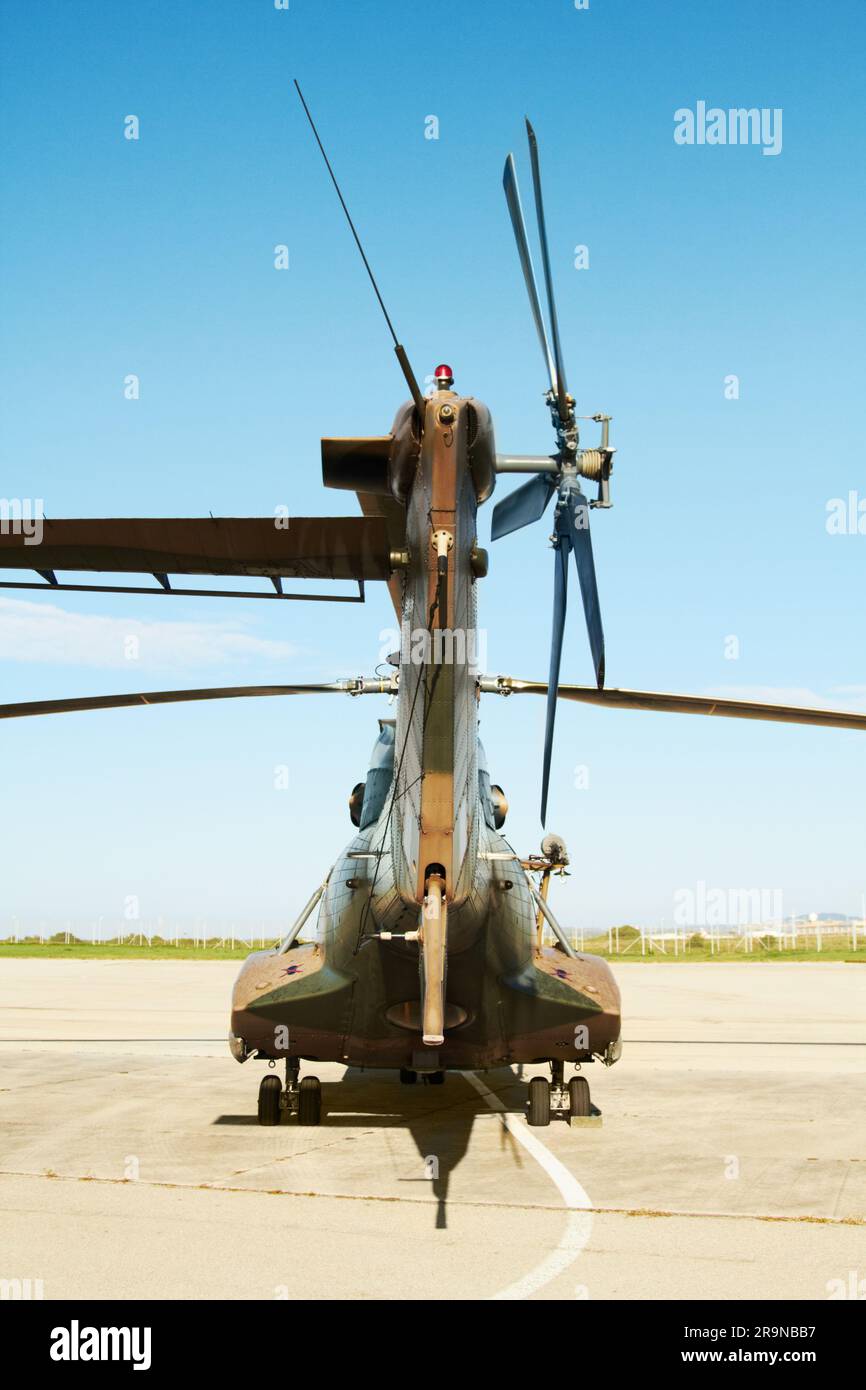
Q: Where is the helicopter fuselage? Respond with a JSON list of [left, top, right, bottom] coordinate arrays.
[[230, 790, 621, 1071], [230, 386, 622, 1074]]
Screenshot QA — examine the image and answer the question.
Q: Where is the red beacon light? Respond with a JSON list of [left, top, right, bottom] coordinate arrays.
[[433, 363, 454, 390]]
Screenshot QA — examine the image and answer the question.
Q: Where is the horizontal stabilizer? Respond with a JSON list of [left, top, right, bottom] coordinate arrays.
[[0, 516, 392, 582], [321, 437, 393, 495]]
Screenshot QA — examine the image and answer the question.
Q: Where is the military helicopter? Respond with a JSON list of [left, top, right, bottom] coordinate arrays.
[[2, 95, 864, 1129]]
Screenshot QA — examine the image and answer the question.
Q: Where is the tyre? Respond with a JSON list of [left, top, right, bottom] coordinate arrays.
[[569, 1075, 591, 1118], [426, 1071, 445, 1086], [528, 1076, 551, 1126], [399, 1067, 417, 1085], [258, 1073, 282, 1126], [298, 1075, 322, 1126]]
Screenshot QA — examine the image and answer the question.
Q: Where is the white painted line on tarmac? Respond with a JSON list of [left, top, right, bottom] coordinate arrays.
[[465, 1071, 592, 1300]]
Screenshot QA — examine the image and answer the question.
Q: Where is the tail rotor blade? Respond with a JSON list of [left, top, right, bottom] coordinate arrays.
[[541, 535, 570, 825], [490, 473, 556, 541], [503, 153, 557, 396], [526, 119, 570, 423], [566, 490, 605, 689]]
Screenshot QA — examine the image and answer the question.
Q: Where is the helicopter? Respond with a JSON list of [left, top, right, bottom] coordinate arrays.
[[2, 94, 864, 1129]]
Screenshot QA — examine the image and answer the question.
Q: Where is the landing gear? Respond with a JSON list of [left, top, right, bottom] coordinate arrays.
[[256, 1060, 323, 1126], [546, 1059, 567, 1125], [526, 1062, 594, 1126], [258, 1074, 282, 1126], [568, 1075, 591, 1118], [297, 1076, 322, 1126], [400, 1065, 443, 1085], [528, 1076, 551, 1126]]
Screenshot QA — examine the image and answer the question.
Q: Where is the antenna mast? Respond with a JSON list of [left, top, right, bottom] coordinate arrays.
[[294, 80, 425, 415]]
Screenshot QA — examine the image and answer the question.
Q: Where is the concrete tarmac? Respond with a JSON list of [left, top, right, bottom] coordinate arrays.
[[0, 960, 863, 1300]]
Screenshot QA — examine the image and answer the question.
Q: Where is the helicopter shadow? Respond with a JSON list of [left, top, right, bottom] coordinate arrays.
[[215, 1066, 529, 1229]]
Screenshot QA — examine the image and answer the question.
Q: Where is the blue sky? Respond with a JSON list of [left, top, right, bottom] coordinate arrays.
[[0, 0, 864, 937]]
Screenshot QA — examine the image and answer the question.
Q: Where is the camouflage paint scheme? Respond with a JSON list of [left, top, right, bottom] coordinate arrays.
[[231, 799, 621, 1069]]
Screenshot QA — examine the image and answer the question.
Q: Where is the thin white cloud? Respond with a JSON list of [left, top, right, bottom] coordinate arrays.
[[0, 596, 297, 669]]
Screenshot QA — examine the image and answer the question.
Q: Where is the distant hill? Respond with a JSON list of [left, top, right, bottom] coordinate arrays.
[[791, 913, 862, 924]]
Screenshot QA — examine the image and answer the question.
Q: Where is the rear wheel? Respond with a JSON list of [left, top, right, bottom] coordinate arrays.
[[298, 1075, 322, 1126], [258, 1074, 282, 1126], [399, 1067, 417, 1085], [569, 1075, 591, 1118], [528, 1076, 551, 1127], [426, 1071, 445, 1086]]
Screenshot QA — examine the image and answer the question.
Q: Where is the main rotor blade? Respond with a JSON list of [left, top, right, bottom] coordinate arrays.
[[526, 119, 569, 423], [503, 152, 557, 395], [490, 473, 556, 541], [540, 540, 570, 826], [564, 490, 605, 688], [0, 678, 396, 720], [479, 679, 866, 732]]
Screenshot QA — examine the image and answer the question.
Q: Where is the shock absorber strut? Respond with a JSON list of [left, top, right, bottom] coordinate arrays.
[[420, 870, 447, 1046]]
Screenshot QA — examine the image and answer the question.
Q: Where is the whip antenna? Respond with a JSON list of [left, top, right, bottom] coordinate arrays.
[[294, 80, 425, 415]]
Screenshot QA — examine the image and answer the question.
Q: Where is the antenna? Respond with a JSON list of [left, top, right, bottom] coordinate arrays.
[[294, 80, 425, 416]]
